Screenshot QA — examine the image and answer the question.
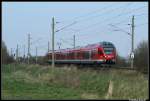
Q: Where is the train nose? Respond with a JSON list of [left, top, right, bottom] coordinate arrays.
[[105, 55, 115, 64], [105, 55, 114, 59]]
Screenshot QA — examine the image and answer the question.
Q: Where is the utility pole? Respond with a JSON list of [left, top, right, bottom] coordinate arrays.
[[28, 34, 30, 64], [52, 17, 55, 67], [15, 48, 17, 62], [11, 48, 13, 57], [23, 44, 25, 63], [36, 47, 37, 64], [73, 35, 75, 49], [48, 41, 50, 53], [131, 15, 134, 69], [73, 35, 76, 60], [16, 44, 18, 63], [109, 16, 135, 69]]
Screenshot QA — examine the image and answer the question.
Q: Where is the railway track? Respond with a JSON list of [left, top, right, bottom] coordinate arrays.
[[39, 62, 135, 71], [78, 66, 135, 71], [53, 64, 135, 71]]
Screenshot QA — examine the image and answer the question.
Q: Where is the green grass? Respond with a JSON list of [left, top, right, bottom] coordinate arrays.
[[1, 63, 148, 100]]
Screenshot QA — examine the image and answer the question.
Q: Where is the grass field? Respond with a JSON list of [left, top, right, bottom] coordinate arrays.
[[1, 64, 148, 100]]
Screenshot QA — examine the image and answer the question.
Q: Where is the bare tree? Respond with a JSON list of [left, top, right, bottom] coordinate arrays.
[[1, 40, 14, 64], [134, 40, 148, 73]]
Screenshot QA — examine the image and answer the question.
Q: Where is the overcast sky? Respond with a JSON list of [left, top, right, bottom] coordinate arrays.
[[2, 2, 148, 57]]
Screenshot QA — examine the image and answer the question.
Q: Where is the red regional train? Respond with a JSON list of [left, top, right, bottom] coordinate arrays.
[[46, 41, 116, 65]]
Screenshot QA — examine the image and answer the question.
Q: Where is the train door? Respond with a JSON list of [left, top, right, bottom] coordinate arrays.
[[91, 49, 97, 59], [83, 50, 90, 60]]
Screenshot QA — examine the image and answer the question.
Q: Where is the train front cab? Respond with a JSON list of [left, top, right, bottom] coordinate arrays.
[[97, 44, 116, 65], [103, 46, 116, 64]]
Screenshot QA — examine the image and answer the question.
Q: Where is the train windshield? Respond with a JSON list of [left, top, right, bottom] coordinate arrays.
[[103, 47, 114, 54], [100, 42, 115, 55]]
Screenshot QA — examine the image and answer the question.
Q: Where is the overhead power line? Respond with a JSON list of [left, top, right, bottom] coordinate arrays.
[[61, 2, 134, 24], [60, 3, 115, 23], [55, 21, 77, 33], [73, 2, 134, 24], [110, 16, 131, 25], [109, 24, 131, 35], [77, 5, 147, 32], [54, 4, 147, 38], [56, 3, 134, 33]]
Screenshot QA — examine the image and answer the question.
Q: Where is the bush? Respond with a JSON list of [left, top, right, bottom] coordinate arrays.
[[115, 53, 129, 67], [134, 40, 148, 73]]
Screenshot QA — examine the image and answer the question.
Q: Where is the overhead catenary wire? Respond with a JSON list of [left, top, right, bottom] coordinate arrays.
[[111, 12, 147, 25], [71, 2, 134, 24], [56, 14, 147, 51], [53, 5, 147, 47], [61, 2, 134, 24], [77, 5, 147, 32], [55, 3, 134, 33], [110, 16, 131, 25], [59, 3, 116, 23], [109, 24, 131, 35], [55, 21, 77, 33], [55, 5, 147, 37]]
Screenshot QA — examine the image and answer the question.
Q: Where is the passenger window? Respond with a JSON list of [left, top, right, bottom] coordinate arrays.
[[83, 51, 89, 59]]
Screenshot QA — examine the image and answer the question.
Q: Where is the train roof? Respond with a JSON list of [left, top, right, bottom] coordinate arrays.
[[99, 41, 115, 47], [48, 41, 115, 53]]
